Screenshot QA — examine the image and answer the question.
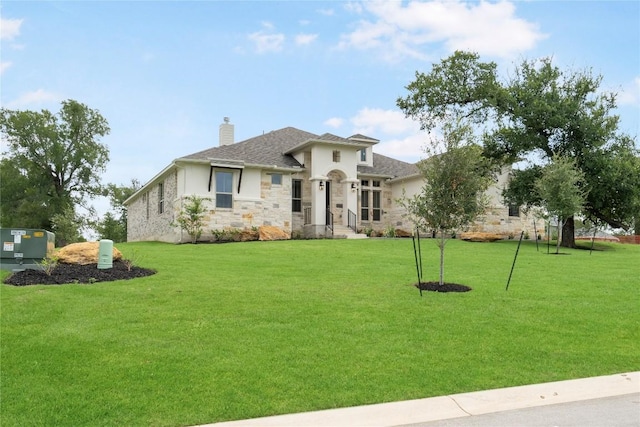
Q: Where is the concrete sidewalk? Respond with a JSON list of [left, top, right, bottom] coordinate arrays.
[[201, 371, 639, 427]]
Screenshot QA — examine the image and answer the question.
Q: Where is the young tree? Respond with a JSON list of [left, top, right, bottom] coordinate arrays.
[[94, 179, 141, 242], [95, 211, 126, 243], [174, 195, 210, 244], [397, 51, 639, 247], [0, 100, 110, 230], [535, 156, 587, 254], [402, 122, 493, 286]]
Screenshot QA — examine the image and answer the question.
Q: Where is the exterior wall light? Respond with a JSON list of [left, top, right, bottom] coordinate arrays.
[[319, 181, 324, 190], [351, 183, 356, 190]]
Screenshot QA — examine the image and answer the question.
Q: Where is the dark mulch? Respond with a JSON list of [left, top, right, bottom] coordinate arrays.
[[3, 260, 156, 286], [415, 281, 472, 293]]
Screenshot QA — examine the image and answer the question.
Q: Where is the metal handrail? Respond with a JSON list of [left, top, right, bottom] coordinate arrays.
[[347, 209, 357, 233], [326, 209, 333, 234]]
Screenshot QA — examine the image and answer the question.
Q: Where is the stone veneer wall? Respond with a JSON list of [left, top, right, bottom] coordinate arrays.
[[384, 200, 545, 238], [127, 171, 178, 242], [196, 170, 293, 242]]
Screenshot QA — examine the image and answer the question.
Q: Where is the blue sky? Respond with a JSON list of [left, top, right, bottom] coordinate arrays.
[[2, 0, 639, 216]]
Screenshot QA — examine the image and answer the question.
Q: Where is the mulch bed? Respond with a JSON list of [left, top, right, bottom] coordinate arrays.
[[415, 282, 472, 293], [3, 260, 156, 286]]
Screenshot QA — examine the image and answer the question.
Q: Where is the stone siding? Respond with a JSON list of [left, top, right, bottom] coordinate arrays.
[[127, 171, 178, 242]]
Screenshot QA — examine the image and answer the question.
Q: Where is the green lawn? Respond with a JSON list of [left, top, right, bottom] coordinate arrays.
[[1, 239, 639, 426]]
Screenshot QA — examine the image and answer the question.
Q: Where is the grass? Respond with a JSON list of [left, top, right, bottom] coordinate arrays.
[[1, 238, 639, 426]]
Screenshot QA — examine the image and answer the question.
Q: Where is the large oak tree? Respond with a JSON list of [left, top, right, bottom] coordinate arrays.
[[0, 100, 110, 234], [398, 51, 640, 247]]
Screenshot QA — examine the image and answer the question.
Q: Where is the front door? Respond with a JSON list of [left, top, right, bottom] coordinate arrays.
[[325, 181, 331, 211]]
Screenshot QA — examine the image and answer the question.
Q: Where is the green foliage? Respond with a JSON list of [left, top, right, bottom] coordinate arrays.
[[400, 122, 493, 285], [95, 211, 127, 243], [535, 156, 588, 253], [535, 156, 587, 221], [1, 239, 638, 426], [96, 179, 141, 242], [174, 195, 210, 243], [36, 254, 59, 276], [384, 225, 397, 238], [50, 207, 85, 247], [397, 52, 639, 246], [0, 100, 110, 230], [397, 51, 501, 131]]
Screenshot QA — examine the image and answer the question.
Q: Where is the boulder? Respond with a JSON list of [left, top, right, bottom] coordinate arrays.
[[395, 229, 412, 238], [239, 229, 260, 242], [56, 242, 123, 265], [258, 226, 290, 241], [459, 232, 505, 242]]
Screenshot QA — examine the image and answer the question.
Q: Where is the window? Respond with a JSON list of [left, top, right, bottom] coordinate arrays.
[[372, 191, 382, 221], [361, 180, 369, 187], [372, 180, 381, 187], [508, 203, 520, 217], [158, 183, 164, 214], [216, 171, 233, 208], [360, 149, 367, 162], [361, 190, 369, 221], [143, 192, 149, 220], [332, 150, 341, 162], [292, 179, 302, 212], [271, 173, 282, 185]]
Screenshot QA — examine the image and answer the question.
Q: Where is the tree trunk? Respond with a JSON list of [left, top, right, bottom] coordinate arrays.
[[561, 215, 576, 248], [438, 231, 446, 286], [634, 215, 640, 236]]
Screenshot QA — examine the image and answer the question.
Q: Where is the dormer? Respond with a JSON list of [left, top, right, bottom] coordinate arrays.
[[349, 134, 379, 167]]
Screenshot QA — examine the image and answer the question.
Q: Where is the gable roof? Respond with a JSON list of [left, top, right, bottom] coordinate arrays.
[[126, 126, 420, 205], [180, 127, 316, 168], [359, 153, 419, 179]]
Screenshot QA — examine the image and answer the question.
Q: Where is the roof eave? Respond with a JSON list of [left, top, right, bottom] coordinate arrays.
[[285, 138, 370, 155]]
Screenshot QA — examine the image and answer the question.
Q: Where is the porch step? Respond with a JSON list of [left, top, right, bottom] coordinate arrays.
[[332, 225, 368, 239]]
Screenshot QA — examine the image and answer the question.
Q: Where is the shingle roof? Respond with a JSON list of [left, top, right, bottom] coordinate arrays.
[[349, 133, 380, 143], [179, 127, 318, 168], [178, 126, 418, 178], [359, 153, 419, 179]]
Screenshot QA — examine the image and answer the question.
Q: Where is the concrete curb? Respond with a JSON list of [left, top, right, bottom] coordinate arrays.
[[201, 371, 639, 427]]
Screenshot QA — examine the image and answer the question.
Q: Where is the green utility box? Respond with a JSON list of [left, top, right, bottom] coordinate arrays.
[[0, 228, 56, 272]]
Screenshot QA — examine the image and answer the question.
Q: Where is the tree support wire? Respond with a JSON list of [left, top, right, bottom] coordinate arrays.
[[412, 230, 423, 296], [506, 231, 525, 291]]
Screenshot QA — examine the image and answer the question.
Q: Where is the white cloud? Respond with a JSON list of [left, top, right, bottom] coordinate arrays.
[[375, 133, 428, 162], [617, 77, 640, 106], [1, 18, 23, 40], [324, 117, 344, 128], [248, 22, 285, 53], [295, 33, 318, 46], [350, 107, 418, 135], [338, 0, 547, 62], [1, 61, 12, 74], [348, 107, 429, 162], [5, 89, 61, 109], [317, 8, 335, 16]]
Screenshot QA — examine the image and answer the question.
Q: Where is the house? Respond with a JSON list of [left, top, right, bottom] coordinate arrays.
[[124, 119, 541, 243]]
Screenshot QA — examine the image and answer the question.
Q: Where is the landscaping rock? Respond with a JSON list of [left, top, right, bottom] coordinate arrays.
[[395, 229, 412, 237], [56, 242, 123, 265], [239, 229, 260, 242], [459, 232, 506, 242], [258, 226, 290, 241]]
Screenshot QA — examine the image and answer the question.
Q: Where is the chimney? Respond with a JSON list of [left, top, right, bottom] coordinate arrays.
[[219, 117, 234, 146]]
